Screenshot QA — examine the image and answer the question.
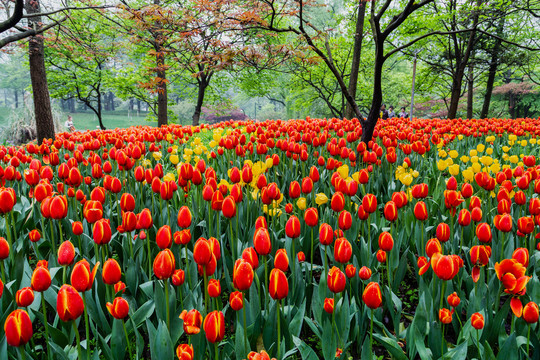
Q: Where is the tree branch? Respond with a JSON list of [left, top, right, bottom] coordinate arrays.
[[0, 0, 24, 33]]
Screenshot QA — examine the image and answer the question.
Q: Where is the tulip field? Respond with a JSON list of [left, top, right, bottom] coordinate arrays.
[[2, 117, 540, 360]]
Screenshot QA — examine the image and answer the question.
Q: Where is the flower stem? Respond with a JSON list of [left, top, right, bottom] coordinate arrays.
[[82, 293, 90, 360], [41, 295, 51, 360], [123, 319, 133, 360], [310, 228, 314, 285], [19, 346, 26, 360], [242, 295, 248, 356], [4, 214, 13, 262], [370, 309, 374, 356], [527, 324, 531, 356], [164, 278, 170, 331], [185, 244, 192, 289], [277, 299, 281, 359], [72, 320, 83, 360]]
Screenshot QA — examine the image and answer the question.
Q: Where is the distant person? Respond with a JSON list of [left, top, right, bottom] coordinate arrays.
[[380, 104, 389, 120], [65, 115, 76, 132], [399, 107, 408, 118], [388, 106, 396, 118]]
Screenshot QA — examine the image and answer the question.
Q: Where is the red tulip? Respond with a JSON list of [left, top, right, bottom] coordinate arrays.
[[153, 249, 175, 280], [180, 309, 203, 335], [106, 297, 130, 319], [362, 194, 377, 214], [431, 253, 461, 281], [16, 287, 35, 307], [324, 298, 334, 314], [436, 223, 450, 242], [0, 237, 9, 260], [203, 311, 225, 343], [176, 343, 194, 360], [233, 259, 254, 291], [362, 282, 382, 309], [378, 232, 394, 252], [475, 223, 492, 243], [242, 247, 259, 269], [4, 309, 33, 347], [71, 259, 99, 292], [383, 201, 398, 222], [93, 219, 112, 245], [413, 201, 428, 221], [447, 292, 460, 308], [523, 302, 540, 324], [334, 238, 352, 264], [102, 259, 122, 285], [57, 284, 84, 322], [31, 262, 51, 292], [304, 208, 318, 227], [285, 216, 301, 238], [319, 223, 334, 246], [58, 240, 76, 266], [230, 291, 243, 311], [208, 279, 221, 298], [471, 312, 484, 329], [177, 206, 192, 228], [327, 266, 346, 293], [439, 308, 453, 324], [156, 225, 173, 249], [269, 268, 289, 299], [193, 237, 212, 266], [253, 227, 271, 255], [172, 269, 185, 286]]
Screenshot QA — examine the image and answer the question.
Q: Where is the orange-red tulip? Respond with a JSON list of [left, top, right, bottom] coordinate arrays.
[[253, 227, 271, 255], [208, 279, 221, 298], [156, 225, 173, 249], [523, 302, 540, 324], [471, 312, 484, 329], [230, 291, 243, 311], [203, 311, 225, 343], [102, 259, 122, 285], [106, 297, 129, 319], [431, 253, 461, 281], [274, 249, 289, 272], [233, 259, 254, 291], [16, 287, 34, 307], [324, 298, 334, 314], [334, 237, 352, 263], [93, 218, 112, 245], [378, 232, 394, 252], [57, 284, 84, 322], [4, 309, 33, 347], [180, 309, 203, 335], [362, 282, 382, 309], [327, 266, 346, 293], [439, 308, 453, 324], [176, 344, 194, 360], [153, 249, 175, 280], [269, 268, 289, 299], [71, 259, 99, 292]]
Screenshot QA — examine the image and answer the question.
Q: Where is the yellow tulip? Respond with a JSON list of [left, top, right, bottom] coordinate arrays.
[[437, 159, 448, 171], [297, 197, 307, 210], [209, 140, 218, 148], [170, 154, 179, 165], [315, 193, 329, 206], [502, 146, 510, 152], [153, 152, 162, 161], [471, 162, 481, 173], [163, 173, 175, 182], [438, 150, 448, 158], [530, 138, 537, 144], [460, 155, 470, 163], [509, 155, 519, 164], [448, 164, 460, 176], [469, 149, 478, 157], [480, 156, 493, 166], [476, 144, 485, 153], [337, 164, 349, 179], [486, 148, 493, 155], [412, 170, 419, 178], [448, 150, 459, 159], [265, 158, 273, 169], [399, 173, 413, 186], [462, 168, 474, 182]]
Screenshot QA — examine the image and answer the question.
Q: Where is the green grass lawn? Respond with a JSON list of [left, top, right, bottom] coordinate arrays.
[[70, 111, 153, 130]]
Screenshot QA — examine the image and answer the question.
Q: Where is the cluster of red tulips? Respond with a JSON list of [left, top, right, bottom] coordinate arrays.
[[1, 116, 540, 359]]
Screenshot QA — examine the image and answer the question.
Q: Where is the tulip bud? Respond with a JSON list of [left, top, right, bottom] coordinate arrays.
[[413, 201, 428, 221], [242, 247, 259, 269], [180, 309, 203, 335], [297, 251, 306, 262], [208, 279, 221, 298], [378, 232, 394, 252], [203, 311, 225, 343], [106, 297, 130, 319], [362, 194, 377, 214], [156, 225, 173, 249], [362, 282, 382, 309], [285, 216, 301, 238], [383, 201, 398, 222], [57, 284, 84, 322], [233, 259, 254, 291], [153, 249, 175, 280], [334, 238, 352, 264], [470, 312, 484, 329], [0, 237, 10, 260], [358, 266, 372, 280], [193, 237, 212, 266], [345, 264, 356, 279], [269, 268, 289, 300], [172, 269, 185, 286], [58, 240, 76, 266], [447, 292, 460, 308], [72, 221, 84, 236], [114, 281, 126, 294], [319, 223, 334, 246], [253, 227, 271, 256], [436, 223, 450, 242], [93, 219, 112, 245], [16, 287, 35, 307], [338, 210, 352, 231], [4, 309, 33, 347], [376, 249, 387, 263], [439, 308, 453, 324], [102, 259, 122, 285], [523, 302, 540, 324], [230, 291, 244, 311], [327, 266, 346, 293], [71, 259, 99, 292], [324, 298, 334, 314], [476, 223, 492, 243], [304, 208, 318, 227], [274, 249, 289, 272]]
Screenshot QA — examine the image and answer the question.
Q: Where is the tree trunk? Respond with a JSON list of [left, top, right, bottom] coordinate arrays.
[[156, 52, 168, 126], [137, 99, 141, 115], [344, 0, 366, 120], [362, 50, 384, 143], [26, 0, 55, 143], [97, 88, 105, 130], [466, 63, 474, 119], [447, 0, 481, 119], [70, 98, 75, 112], [192, 74, 209, 126], [480, 16, 505, 118], [109, 92, 115, 111], [14, 89, 19, 108]]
